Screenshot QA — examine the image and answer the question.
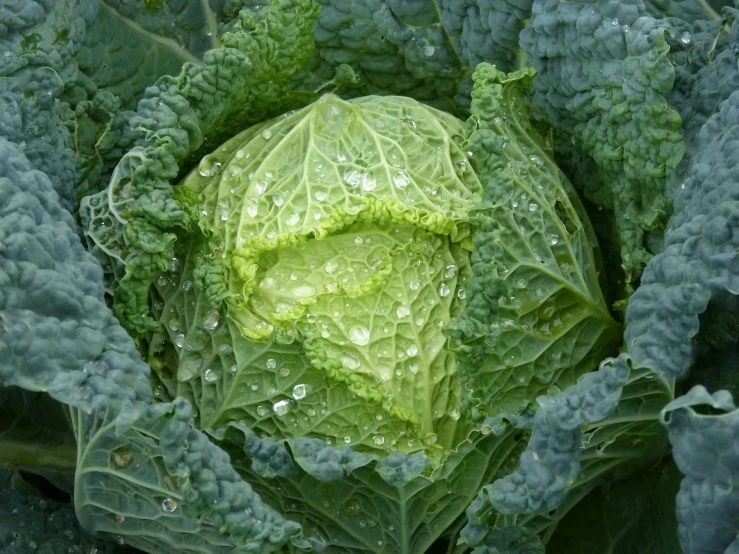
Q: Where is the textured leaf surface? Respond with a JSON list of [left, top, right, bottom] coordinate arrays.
[[520, 0, 686, 272], [662, 386, 739, 554], [0, 137, 305, 553], [82, 0, 322, 335], [446, 64, 620, 420]]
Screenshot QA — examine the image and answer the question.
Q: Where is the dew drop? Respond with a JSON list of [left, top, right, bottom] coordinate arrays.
[[273, 191, 285, 206], [407, 344, 418, 357], [256, 405, 270, 416], [349, 326, 370, 346], [203, 309, 220, 331], [362, 173, 377, 192], [373, 435, 385, 446], [439, 283, 450, 297], [266, 359, 277, 369], [255, 181, 268, 195], [315, 190, 327, 201], [174, 334, 185, 348], [292, 383, 312, 400], [341, 354, 360, 370], [457, 288, 467, 299], [396, 303, 410, 318], [204, 368, 220, 382], [110, 448, 133, 469], [443, 264, 457, 278], [286, 212, 300, 226], [198, 156, 221, 177], [528, 203, 539, 212], [182, 280, 193, 291], [393, 171, 410, 189], [273, 399, 294, 416], [161, 498, 178, 513], [344, 170, 362, 188], [246, 198, 259, 218]]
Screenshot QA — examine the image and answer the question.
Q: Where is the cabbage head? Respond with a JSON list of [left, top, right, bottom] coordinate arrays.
[[84, 66, 624, 553]]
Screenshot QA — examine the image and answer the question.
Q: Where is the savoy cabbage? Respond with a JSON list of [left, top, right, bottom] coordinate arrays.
[[1, 0, 738, 553]]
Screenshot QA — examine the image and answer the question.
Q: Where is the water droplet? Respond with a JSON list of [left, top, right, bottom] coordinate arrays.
[[550, 234, 560, 246], [294, 285, 316, 297], [217, 202, 230, 221], [423, 44, 435, 56], [174, 334, 185, 348], [314, 190, 327, 201], [528, 203, 539, 212], [415, 317, 425, 326], [439, 283, 450, 297], [254, 181, 269, 195], [409, 281, 420, 291], [344, 436, 352, 444], [198, 156, 221, 177], [168, 258, 180, 273], [396, 303, 410, 318], [444, 264, 458, 279], [168, 318, 180, 331], [261, 129, 273, 140], [204, 368, 220, 382], [257, 405, 270, 416], [349, 326, 370, 346], [110, 448, 133, 469], [161, 498, 178, 513], [407, 344, 418, 357], [343, 498, 360, 517], [450, 409, 461, 420], [203, 309, 220, 331], [409, 363, 419, 374], [83, 359, 108, 375], [457, 288, 467, 299], [273, 192, 285, 206], [341, 354, 360, 370], [157, 275, 170, 287], [292, 384, 312, 400], [393, 171, 410, 189], [182, 280, 193, 291], [279, 367, 291, 377], [337, 153, 347, 162], [228, 364, 238, 373], [286, 212, 299, 226], [373, 435, 385, 446], [362, 173, 377, 191], [680, 31, 692, 44], [246, 198, 259, 218], [344, 170, 362, 188], [325, 261, 338, 274], [273, 399, 294, 416], [266, 359, 277, 369], [306, 313, 318, 323]]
